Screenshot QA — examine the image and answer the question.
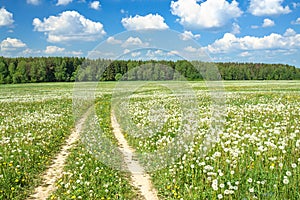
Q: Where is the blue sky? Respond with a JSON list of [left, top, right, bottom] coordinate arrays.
[[0, 0, 300, 67]]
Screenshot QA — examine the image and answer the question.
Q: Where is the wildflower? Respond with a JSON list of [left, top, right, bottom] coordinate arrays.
[[283, 178, 289, 184], [291, 163, 297, 168], [249, 188, 254, 193], [248, 178, 253, 183], [286, 171, 292, 176], [218, 194, 223, 199]]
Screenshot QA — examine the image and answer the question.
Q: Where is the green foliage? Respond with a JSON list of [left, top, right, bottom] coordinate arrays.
[[0, 56, 299, 84], [115, 73, 123, 81]]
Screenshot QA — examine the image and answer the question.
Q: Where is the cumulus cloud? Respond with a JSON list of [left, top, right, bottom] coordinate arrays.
[[248, 0, 291, 16], [0, 8, 14, 27], [0, 38, 26, 51], [90, 1, 100, 10], [27, 0, 41, 5], [184, 46, 198, 52], [292, 2, 300, 8], [44, 46, 65, 54], [283, 28, 296, 37], [170, 0, 242, 29], [262, 18, 275, 27], [131, 51, 141, 57], [33, 11, 106, 43], [180, 31, 200, 40], [56, 0, 73, 6], [231, 23, 241, 34], [121, 37, 149, 47], [205, 28, 300, 53], [107, 36, 122, 44], [291, 18, 300, 25], [121, 14, 169, 30]]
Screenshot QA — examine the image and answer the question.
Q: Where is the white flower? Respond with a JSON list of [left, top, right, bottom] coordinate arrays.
[[286, 171, 292, 176], [218, 194, 223, 199], [220, 183, 225, 188], [279, 163, 283, 168], [283, 178, 289, 184], [248, 178, 253, 183], [224, 190, 230, 195], [249, 187, 254, 193], [291, 163, 297, 168]]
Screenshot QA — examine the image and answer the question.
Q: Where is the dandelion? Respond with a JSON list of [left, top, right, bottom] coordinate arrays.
[[249, 188, 254, 193], [286, 171, 292, 176], [224, 190, 230, 195], [291, 163, 297, 168], [283, 178, 289, 184], [248, 178, 253, 183]]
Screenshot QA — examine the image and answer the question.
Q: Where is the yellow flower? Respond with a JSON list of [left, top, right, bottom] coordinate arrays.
[[71, 195, 76, 199]]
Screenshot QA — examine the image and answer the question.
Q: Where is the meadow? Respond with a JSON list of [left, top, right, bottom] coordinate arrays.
[[0, 81, 299, 199]]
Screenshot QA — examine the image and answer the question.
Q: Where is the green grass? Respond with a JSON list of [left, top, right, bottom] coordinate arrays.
[[0, 81, 299, 199], [50, 95, 140, 199]]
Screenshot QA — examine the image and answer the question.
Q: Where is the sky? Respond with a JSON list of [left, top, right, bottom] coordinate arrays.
[[0, 0, 300, 67]]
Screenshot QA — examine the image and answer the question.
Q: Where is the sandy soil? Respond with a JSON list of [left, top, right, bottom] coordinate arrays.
[[27, 112, 89, 200], [111, 111, 159, 200]]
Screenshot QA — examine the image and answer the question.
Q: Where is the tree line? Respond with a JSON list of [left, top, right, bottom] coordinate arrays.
[[0, 56, 299, 84]]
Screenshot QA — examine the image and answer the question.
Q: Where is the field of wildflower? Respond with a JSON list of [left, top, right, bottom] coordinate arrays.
[[0, 81, 299, 199], [115, 81, 300, 199]]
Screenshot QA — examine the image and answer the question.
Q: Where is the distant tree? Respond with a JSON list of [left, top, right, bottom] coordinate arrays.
[[115, 73, 123, 81]]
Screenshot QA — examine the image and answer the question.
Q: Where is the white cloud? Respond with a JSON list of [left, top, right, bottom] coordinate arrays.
[[56, 0, 73, 6], [231, 23, 240, 34], [0, 38, 26, 51], [107, 36, 122, 44], [27, 0, 41, 5], [33, 11, 106, 43], [121, 14, 169, 30], [123, 49, 130, 54], [248, 0, 291, 16], [167, 50, 179, 56], [90, 1, 100, 10], [0, 8, 14, 27], [170, 0, 242, 29], [239, 51, 251, 57], [121, 37, 149, 47], [180, 31, 200, 40], [262, 18, 275, 27], [205, 28, 300, 54], [283, 28, 296, 37], [131, 51, 141, 57], [292, 2, 300, 8], [291, 18, 300, 25], [184, 46, 198, 52], [44, 46, 65, 54]]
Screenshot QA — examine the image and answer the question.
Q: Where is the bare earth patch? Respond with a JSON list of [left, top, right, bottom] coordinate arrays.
[[27, 113, 88, 200], [111, 111, 159, 200]]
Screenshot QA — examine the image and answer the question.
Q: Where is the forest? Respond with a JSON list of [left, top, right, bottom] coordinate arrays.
[[0, 56, 299, 84]]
